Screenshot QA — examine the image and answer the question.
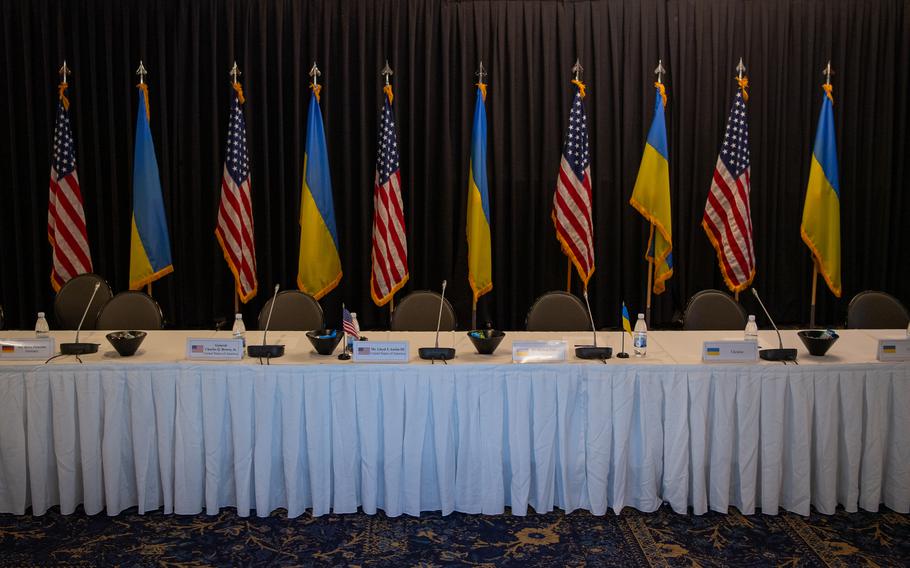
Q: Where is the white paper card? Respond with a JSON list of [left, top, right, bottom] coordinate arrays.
[[512, 341, 567, 363], [0, 337, 56, 360], [352, 341, 409, 363], [702, 340, 758, 362], [877, 338, 910, 362], [186, 338, 244, 360]]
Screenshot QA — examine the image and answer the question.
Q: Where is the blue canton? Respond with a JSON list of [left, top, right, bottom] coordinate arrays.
[[376, 99, 400, 184], [53, 100, 76, 179], [226, 91, 249, 183], [561, 92, 590, 179], [720, 91, 750, 177]]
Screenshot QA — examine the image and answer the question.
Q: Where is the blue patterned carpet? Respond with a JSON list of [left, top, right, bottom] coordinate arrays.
[[1, 505, 908, 566]]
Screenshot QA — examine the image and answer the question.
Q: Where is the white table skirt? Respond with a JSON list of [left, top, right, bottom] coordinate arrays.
[[1, 340, 908, 518]]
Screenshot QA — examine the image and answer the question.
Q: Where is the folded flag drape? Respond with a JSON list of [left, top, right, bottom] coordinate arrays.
[[630, 84, 673, 295], [215, 80, 258, 303], [370, 83, 409, 306], [48, 80, 93, 291], [297, 86, 342, 300], [466, 82, 492, 302], [552, 78, 595, 289], [129, 80, 173, 290], [800, 83, 842, 297], [702, 75, 756, 293]]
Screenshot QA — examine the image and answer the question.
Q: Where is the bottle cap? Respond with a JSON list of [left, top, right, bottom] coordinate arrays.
[[637, 313, 644, 319], [37, 312, 45, 317], [235, 313, 243, 319], [351, 312, 357, 318], [748, 315, 756, 321]]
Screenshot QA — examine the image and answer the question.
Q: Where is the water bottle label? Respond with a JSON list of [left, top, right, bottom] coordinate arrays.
[[634, 334, 647, 349]]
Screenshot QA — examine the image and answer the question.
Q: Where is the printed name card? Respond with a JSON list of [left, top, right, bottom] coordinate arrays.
[[186, 338, 244, 360], [0, 337, 56, 360], [352, 341, 409, 363], [877, 338, 910, 362], [512, 341, 567, 363], [702, 340, 758, 362]]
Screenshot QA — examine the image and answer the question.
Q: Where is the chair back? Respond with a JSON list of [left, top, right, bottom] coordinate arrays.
[[54, 274, 114, 330], [846, 291, 910, 329], [258, 291, 324, 331], [0, 305, 4, 329], [96, 291, 164, 330], [682, 289, 747, 331], [526, 291, 590, 331], [391, 291, 457, 331]]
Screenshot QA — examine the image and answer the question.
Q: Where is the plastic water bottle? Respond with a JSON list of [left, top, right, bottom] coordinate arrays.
[[906, 319, 910, 337], [232, 313, 246, 347], [35, 312, 50, 337], [744, 315, 758, 342], [633, 313, 648, 357], [347, 312, 360, 351]]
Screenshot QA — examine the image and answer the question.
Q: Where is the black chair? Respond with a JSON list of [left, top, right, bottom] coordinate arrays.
[[390, 291, 457, 331], [0, 305, 4, 329], [257, 290, 324, 331], [96, 291, 164, 330], [53, 273, 113, 330], [525, 291, 590, 331], [846, 291, 910, 329], [682, 289, 747, 331]]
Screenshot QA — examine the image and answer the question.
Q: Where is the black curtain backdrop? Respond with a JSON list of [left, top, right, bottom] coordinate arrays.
[[1, 0, 908, 331]]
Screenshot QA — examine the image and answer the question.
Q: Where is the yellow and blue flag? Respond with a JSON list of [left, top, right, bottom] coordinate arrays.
[[621, 302, 632, 335], [630, 84, 673, 294], [466, 83, 492, 301], [800, 84, 841, 297], [297, 88, 342, 299], [129, 83, 173, 289]]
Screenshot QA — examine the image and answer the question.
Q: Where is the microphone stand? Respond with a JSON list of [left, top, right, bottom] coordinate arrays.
[[750, 288, 797, 362], [418, 280, 456, 363]]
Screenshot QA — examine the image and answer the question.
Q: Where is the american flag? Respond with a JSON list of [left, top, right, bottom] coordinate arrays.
[[702, 85, 755, 292], [342, 306, 360, 338], [48, 87, 93, 291], [215, 84, 258, 302], [552, 86, 594, 286], [370, 89, 409, 306]]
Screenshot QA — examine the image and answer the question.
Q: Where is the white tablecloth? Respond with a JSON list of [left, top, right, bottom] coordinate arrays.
[[0, 329, 907, 518]]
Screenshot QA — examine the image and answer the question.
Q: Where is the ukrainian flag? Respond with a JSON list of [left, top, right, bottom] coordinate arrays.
[[297, 89, 342, 299], [129, 83, 173, 290], [467, 83, 492, 301], [622, 302, 632, 335], [800, 85, 841, 297], [630, 85, 673, 294]]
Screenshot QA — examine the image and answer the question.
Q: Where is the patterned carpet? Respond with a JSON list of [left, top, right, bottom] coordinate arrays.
[[1, 505, 908, 567]]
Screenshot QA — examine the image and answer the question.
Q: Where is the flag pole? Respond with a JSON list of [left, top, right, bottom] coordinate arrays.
[[566, 258, 572, 292], [147, 282, 152, 297], [645, 223, 654, 327], [810, 264, 818, 328], [234, 291, 239, 314], [472, 297, 477, 330]]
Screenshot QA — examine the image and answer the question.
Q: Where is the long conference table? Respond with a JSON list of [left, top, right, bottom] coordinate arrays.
[[0, 328, 907, 519]]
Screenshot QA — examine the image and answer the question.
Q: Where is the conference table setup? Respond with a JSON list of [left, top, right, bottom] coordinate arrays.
[[1, 326, 907, 522]]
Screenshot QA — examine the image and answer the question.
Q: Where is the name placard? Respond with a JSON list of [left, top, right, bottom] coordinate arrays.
[[512, 341, 567, 364], [186, 338, 244, 360], [702, 340, 758, 362], [0, 337, 56, 360], [877, 338, 910, 362], [352, 341, 409, 363]]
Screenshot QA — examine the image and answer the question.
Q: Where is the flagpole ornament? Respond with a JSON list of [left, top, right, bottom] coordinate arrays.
[[475, 60, 487, 84], [381, 61, 393, 86], [59, 61, 71, 84], [136, 60, 148, 85], [230, 61, 241, 84], [572, 59, 584, 82], [823, 60, 834, 86], [654, 59, 666, 84], [736, 57, 746, 80], [309, 62, 321, 87]]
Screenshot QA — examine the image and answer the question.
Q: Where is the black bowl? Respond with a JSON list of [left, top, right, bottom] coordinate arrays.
[[106, 330, 147, 357], [467, 329, 506, 355], [797, 329, 839, 356], [306, 329, 344, 355]]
